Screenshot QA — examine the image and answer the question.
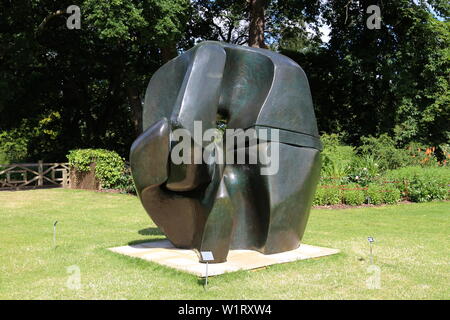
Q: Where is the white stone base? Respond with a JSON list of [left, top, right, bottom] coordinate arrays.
[[109, 240, 339, 277]]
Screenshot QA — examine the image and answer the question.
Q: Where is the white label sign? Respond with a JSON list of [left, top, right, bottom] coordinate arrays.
[[201, 251, 214, 261]]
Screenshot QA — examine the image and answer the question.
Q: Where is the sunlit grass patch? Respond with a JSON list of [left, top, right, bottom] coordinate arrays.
[[0, 189, 448, 299]]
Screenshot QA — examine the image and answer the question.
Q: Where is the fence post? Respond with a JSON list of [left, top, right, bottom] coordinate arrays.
[[63, 169, 68, 188], [38, 160, 43, 187]]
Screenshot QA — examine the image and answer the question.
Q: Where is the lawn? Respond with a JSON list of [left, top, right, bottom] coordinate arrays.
[[0, 188, 448, 300]]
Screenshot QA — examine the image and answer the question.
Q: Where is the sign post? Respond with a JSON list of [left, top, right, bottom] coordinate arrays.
[[200, 251, 214, 288]]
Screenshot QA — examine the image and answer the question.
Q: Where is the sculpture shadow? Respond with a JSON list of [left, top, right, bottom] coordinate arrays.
[[138, 227, 164, 236], [126, 227, 166, 246], [127, 238, 166, 246]]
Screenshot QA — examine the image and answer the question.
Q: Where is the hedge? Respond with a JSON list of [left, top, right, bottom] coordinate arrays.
[[67, 149, 126, 190]]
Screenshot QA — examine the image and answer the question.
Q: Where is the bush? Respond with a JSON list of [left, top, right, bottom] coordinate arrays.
[[313, 187, 325, 206], [365, 184, 384, 205], [313, 185, 342, 206], [115, 169, 137, 194], [321, 133, 356, 182], [382, 184, 401, 204], [358, 134, 411, 171], [348, 155, 381, 186], [405, 142, 439, 167], [342, 184, 366, 206], [439, 144, 450, 166], [383, 167, 450, 202], [0, 126, 30, 164], [408, 178, 448, 202], [67, 149, 125, 189]]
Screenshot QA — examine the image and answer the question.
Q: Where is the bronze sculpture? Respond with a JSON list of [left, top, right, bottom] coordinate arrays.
[[130, 41, 322, 263]]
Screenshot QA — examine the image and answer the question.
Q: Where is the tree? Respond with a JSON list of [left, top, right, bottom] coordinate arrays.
[[1, 0, 447, 162], [186, 0, 249, 46], [248, 0, 268, 48], [283, 0, 449, 148], [0, 0, 191, 161]]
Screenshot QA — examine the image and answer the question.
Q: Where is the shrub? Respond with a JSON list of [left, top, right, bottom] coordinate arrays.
[[67, 149, 125, 189], [382, 184, 401, 204], [320, 133, 356, 182], [342, 184, 365, 206], [322, 186, 342, 205], [324, 187, 342, 205], [365, 184, 384, 205], [115, 169, 137, 194], [383, 167, 450, 202], [348, 155, 381, 186], [438, 144, 450, 166], [358, 134, 411, 171], [0, 126, 30, 164], [321, 133, 344, 150], [405, 142, 439, 167], [313, 187, 325, 206], [313, 186, 342, 206], [408, 179, 447, 202]]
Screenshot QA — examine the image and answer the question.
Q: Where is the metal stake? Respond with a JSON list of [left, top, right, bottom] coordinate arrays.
[[53, 221, 58, 248], [205, 262, 209, 288]]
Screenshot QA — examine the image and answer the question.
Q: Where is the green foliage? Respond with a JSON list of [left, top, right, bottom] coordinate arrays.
[[358, 134, 411, 171], [0, 123, 31, 164], [312, 187, 325, 206], [67, 149, 125, 189], [348, 154, 381, 186], [317, 133, 449, 206], [320, 133, 355, 182], [342, 185, 365, 206], [313, 185, 342, 206], [408, 178, 448, 203], [405, 142, 440, 167], [384, 167, 450, 202], [1, 0, 193, 162], [382, 185, 402, 205], [1, 0, 448, 167], [84, 0, 148, 41], [439, 143, 450, 166], [115, 169, 137, 194], [365, 184, 384, 205], [287, 1, 450, 148], [83, 0, 190, 43]]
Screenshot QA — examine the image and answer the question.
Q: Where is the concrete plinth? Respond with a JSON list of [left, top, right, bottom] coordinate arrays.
[[109, 240, 339, 277]]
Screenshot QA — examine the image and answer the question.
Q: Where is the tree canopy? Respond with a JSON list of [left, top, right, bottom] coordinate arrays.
[[0, 0, 448, 162]]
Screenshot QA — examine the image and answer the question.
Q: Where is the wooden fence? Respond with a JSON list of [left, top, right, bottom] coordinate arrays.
[[0, 161, 70, 190]]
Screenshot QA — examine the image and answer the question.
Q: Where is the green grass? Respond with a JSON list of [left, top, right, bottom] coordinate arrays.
[[0, 189, 449, 300]]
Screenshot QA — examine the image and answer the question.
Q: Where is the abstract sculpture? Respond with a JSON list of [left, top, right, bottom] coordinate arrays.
[[130, 41, 322, 263]]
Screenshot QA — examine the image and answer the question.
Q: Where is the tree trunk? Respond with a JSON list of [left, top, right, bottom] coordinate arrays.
[[127, 86, 143, 137], [248, 0, 268, 48], [161, 45, 178, 63]]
